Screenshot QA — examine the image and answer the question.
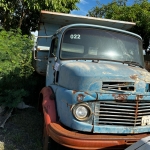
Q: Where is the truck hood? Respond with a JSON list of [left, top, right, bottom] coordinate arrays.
[[58, 61, 150, 93]]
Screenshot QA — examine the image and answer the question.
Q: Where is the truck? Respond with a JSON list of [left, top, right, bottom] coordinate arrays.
[[33, 11, 150, 150]]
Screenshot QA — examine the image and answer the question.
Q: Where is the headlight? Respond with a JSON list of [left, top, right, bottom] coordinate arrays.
[[73, 104, 91, 121]]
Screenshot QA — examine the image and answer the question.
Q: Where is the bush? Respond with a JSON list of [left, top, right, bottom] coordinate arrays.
[[0, 29, 35, 108]]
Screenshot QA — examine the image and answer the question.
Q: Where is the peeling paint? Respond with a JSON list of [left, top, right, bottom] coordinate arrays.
[[112, 94, 128, 101], [84, 92, 89, 95], [130, 74, 138, 80], [136, 95, 143, 100], [140, 71, 150, 82]]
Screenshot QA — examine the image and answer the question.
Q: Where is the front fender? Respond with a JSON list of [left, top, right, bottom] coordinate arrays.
[[40, 87, 57, 127]]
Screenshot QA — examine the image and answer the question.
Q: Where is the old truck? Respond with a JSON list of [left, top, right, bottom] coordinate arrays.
[[33, 11, 150, 149]]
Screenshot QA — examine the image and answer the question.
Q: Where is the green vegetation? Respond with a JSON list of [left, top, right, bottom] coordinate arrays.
[[88, 0, 150, 49], [0, 0, 79, 108], [0, 29, 34, 107]]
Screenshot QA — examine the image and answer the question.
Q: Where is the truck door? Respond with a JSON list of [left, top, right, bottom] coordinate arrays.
[[46, 37, 58, 86]]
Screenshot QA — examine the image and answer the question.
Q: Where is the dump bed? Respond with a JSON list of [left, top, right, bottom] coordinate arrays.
[[33, 11, 136, 75]]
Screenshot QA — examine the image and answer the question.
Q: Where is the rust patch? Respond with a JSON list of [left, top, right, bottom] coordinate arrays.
[[134, 100, 139, 127], [69, 105, 73, 110], [84, 92, 89, 95], [136, 95, 143, 100], [130, 74, 138, 80], [112, 94, 128, 101], [77, 94, 84, 102], [72, 90, 77, 94]]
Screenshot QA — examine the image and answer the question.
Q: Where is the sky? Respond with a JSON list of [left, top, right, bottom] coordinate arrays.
[[71, 0, 147, 16]]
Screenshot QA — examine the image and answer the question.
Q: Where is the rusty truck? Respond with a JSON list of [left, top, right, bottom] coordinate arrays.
[[33, 11, 150, 149]]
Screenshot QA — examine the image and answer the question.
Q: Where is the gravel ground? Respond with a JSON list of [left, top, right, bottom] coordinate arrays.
[[0, 108, 43, 150]]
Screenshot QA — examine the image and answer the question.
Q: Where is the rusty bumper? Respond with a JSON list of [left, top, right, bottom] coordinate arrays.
[[46, 122, 150, 150]]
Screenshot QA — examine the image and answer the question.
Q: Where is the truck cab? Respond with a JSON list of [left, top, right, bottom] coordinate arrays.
[[34, 11, 150, 150]]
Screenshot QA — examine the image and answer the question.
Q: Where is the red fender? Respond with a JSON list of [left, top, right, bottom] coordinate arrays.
[[40, 87, 57, 134]]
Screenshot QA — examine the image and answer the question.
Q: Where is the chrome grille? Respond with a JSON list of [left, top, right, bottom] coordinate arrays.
[[94, 101, 150, 127]]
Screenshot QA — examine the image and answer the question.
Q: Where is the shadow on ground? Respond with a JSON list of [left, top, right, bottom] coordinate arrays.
[[0, 108, 43, 150]]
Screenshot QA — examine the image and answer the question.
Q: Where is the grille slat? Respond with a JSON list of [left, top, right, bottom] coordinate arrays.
[[94, 101, 150, 127], [100, 104, 136, 108], [98, 114, 135, 118], [97, 117, 135, 122], [96, 111, 135, 115], [95, 121, 134, 125], [138, 109, 150, 112], [138, 112, 150, 115], [139, 103, 150, 106], [100, 108, 135, 112]]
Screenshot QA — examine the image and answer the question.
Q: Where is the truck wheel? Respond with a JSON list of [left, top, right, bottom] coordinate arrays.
[[43, 123, 60, 150], [48, 137, 60, 150], [43, 124, 73, 150], [43, 135, 62, 150]]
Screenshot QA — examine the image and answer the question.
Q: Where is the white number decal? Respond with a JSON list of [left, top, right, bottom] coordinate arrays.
[[70, 34, 80, 39], [70, 34, 74, 39]]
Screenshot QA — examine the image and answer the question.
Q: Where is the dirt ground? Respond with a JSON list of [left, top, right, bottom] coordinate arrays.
[[0, 108, 43, 150]]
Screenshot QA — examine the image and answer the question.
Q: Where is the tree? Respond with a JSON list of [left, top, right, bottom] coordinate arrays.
[[0, 0, 79, 35], [88, 0, 150, 49]]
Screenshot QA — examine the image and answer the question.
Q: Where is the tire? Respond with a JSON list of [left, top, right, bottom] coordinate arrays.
[[43, 122, 49, 150], [43, 122, 60, 150], [48, 137, 60, 150], [43, 122, 72, 150]]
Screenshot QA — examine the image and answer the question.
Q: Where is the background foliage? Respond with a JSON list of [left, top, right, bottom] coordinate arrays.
[[0, 29, 35, 107], [0, 0, 79, 107], [88, 0, 150, 49], [0, 0, 79, 35]]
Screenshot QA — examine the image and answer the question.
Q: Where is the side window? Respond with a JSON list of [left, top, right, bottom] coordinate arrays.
[[50, 38, 58, 57]]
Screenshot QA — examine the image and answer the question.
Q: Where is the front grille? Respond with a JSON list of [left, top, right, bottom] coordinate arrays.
[[94, 101, 150, 127], [102, 82, 134, 92]]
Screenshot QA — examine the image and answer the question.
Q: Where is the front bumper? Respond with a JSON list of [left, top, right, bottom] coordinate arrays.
[[46, 122, 150, 150]]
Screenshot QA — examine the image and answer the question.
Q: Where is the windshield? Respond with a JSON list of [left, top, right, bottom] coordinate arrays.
[[60, 28, 144, 66]]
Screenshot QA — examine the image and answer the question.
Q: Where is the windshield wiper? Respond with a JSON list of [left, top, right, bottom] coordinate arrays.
[[122, 61, 143, 68]]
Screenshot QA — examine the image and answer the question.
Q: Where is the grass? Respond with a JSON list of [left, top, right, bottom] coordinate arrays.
[[0, 108, 43, 150]]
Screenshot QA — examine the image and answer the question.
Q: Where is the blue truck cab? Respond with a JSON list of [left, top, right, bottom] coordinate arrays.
[[34, 11, 150, 149]]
